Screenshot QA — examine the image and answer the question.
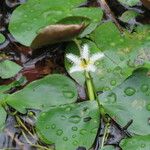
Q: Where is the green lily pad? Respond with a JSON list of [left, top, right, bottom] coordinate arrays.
[[0, 60, 22, 79], [0, 33, 5, 43], [91, 22, 150, 91], [6, 74, 78, 113], [120, 135, 150, 150], [118, 0, 140, 6], [99, 69, 150, 135], [36, 101, 100, 150], [9, 0, 103, 47]]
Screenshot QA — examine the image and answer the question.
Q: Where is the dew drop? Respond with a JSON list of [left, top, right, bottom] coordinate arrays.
[[45, 125, 50, 129], [72, 140, 78, 146], [61, 115, 67, 120], [119, 56, 125, 61], [82, 107, 89, 113], [83, 117, 92, 122], [110, 42, 116, 46], [91, 128, 98, 134], [51, 124, 56, 129], [72, 134, 76, 138], [56, 129, 63, 136], [110, 80, 117, 86], [41, 112, 46, 117], [69, 115, 81, 124], [141, 84, 149, 92], [107, 92, 117, 103], [124, 87, 136, 96], [79, 129, 87, 135], [65, 106, 72, 112], [63, 137, 68, 141], [141, 143, 146, 148], [63, 91, 75, 98], [24, 14, 28, 18], [72, 126, 78, 131]]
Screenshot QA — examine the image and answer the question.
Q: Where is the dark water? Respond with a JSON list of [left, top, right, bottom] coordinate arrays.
[[0, 0, 149, 149]]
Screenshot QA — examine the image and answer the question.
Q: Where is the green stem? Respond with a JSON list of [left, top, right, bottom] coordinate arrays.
[[100, 122, 110, 149], [73, 39, 82, 52], [15, 115, 35, 138], [85, 71, 95, 101]]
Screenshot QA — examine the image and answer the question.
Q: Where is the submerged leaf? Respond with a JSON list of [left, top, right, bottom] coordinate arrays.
[[36, 101, 100, 150]]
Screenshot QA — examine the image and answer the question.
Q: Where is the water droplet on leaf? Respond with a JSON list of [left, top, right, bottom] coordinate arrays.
[[72, 140, 78, 146], [63, 91, 75, 98], [124, 87, 136, 96], [141, 143, 146, 148], [65, 106, 72, 112], [72, 126, 78, 131], [63, 137, 68, 141], [79, 129, 87, 135], [51, 124, 56, 129], [107, 93, 117, 103], [56, 129, 63, 136], [141, 84, 149, 92], [61, 115, 67, 120], [69, 115, 81, 124], [45, 125, 50, 129], [110, 80, 117, 86], [91, 128, 98, 134]]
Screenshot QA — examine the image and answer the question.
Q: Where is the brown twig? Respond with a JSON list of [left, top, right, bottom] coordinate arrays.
[[98, 0, 124, 32]]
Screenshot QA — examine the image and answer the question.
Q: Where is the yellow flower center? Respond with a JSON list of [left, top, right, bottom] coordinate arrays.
[[80, 59, 91, 69]]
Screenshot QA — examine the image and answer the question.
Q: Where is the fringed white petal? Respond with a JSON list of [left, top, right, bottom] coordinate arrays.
[[81, 44, 89, 60], [66, 53, 80, 64], [90, 52, 104, 63], [69, 65, 84, 73], [86, 64, 97, 72]]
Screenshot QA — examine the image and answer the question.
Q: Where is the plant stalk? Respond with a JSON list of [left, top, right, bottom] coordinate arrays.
[[85, 71, 95, 101]]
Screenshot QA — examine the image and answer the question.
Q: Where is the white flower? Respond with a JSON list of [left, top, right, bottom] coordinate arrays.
[[66, 44, 104, 73]]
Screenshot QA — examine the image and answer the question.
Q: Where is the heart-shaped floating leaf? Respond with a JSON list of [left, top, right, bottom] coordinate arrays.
[[9, 0, 103, 47], [0, 60, 22, 79], [120, 135, 150, 150], [36, 101, 100, 150], [99, 69, 150, 135], [6, 74, 77, 113], [118, 0, 140, 6], [91, 22, 150, 91]]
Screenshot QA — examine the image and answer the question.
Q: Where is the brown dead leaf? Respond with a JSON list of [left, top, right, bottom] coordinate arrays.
[[31, 24, 85, 49], [141, 0, 150, 9]]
